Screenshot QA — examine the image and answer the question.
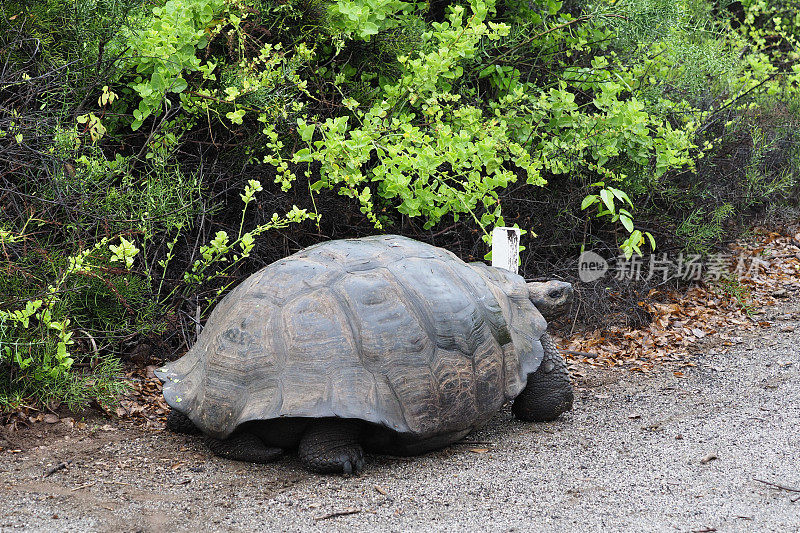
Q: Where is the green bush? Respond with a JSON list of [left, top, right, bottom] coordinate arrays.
[[2, 0, 799, 409]]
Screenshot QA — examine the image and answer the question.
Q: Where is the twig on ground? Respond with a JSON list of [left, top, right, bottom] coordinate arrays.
[[70, 481, 96, 491], [43, 460, 72, 478], [314, 508, 361, 521], [754, 478, 800, 493]]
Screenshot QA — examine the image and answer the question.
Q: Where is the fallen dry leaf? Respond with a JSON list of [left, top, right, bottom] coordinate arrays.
[[559, 227, 800, 372]]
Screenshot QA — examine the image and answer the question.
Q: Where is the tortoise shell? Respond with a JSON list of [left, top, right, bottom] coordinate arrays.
[[156, 235, 547, 440]]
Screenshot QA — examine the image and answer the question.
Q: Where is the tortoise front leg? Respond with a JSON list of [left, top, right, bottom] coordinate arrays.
[[205, 432, 284, 464], [512, 332, 574, 422], [298, 419, 365, 475]]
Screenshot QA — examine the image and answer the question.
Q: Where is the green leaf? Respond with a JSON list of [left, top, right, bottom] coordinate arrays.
[[609, 187, 633, 207], [581, 195, 597, 210], [479, 65, 495, 79], [646, 232, 656, 250], [171, 77, 188, 93], [599, 189, 615, 214], [226, 109, 246, 124], [297, 120, 315, 142], [361, 21, 379, 36], [620, 214, 634, 233], [293, 148, 312, 163]]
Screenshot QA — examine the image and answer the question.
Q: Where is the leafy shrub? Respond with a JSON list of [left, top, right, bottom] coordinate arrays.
[[2, 0, 799, 409]]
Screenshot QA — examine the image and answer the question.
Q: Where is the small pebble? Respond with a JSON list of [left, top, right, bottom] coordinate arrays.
[[700, 453, 718, 464]]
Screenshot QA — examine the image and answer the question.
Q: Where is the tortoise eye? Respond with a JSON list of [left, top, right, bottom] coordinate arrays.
[[548, 288, 563, 299]]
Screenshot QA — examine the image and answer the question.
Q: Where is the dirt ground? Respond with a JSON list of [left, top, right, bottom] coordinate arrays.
[[1, 298, 799, 532]]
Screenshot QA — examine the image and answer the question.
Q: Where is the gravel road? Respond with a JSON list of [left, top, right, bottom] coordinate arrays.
[[1, 301, 798, 533]]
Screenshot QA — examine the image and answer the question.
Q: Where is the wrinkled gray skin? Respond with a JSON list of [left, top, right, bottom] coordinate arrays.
[[527, 280, 574, 320], [160, 236, 574, 476], [514, 280, 574, 421]]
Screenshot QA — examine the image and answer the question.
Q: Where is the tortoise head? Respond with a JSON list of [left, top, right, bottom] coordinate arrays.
[[526, 280, 573, 320]]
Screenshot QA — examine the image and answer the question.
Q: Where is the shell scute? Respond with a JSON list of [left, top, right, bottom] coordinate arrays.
[[431, 349, 478, 429], [334, 269, 433, 368], [253, 258, 344, 305], [386, 257, 490, 357], [383, 364, 440, 434]]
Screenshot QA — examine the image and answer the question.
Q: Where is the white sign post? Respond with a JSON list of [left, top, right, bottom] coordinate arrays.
[[491, 227, 521, 274]]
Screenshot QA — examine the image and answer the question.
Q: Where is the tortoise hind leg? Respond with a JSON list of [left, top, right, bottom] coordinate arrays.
[[298, 419, 364, 475], [205, 432, 284, 464], [166, 409, 201, 435], [512, 332, 574, 422]]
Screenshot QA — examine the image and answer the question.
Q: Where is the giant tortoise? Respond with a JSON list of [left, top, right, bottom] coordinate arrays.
[[156, 235, 573, 474]]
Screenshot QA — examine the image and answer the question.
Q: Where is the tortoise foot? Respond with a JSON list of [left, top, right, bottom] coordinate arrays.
[[205, 432, 283, 464], [298, 419, 364, 475], [166, 409, 201, 435], [513, 332, 574, 422]]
